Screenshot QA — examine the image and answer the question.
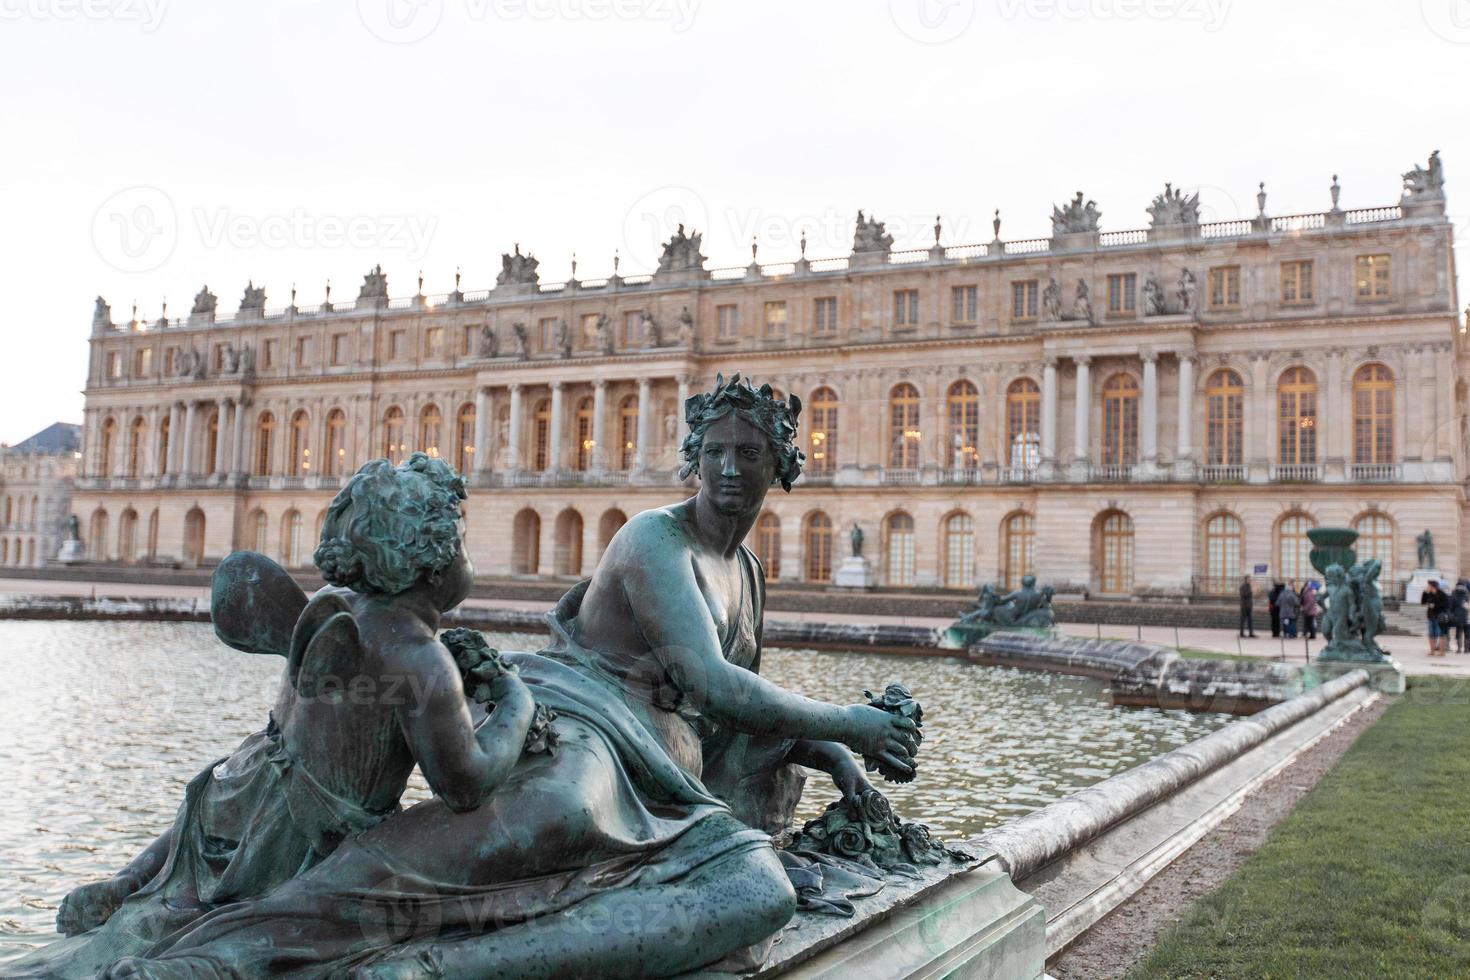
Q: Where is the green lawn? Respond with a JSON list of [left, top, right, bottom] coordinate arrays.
[[1128, 686, 1470, 979]]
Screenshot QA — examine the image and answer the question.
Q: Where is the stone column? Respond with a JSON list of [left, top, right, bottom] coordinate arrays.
[[167, 402, 183, 475], [506, 384, 523, 472], [144, 407, 161, 478], [548, 382, 565, 473], [635, 378, 653, 469], [1434, 342, 1454, 460], [1176, 354, 1195, 464], [180, 402, 198, 477], [231, 399, 248, 474], [1323, 349, 1344, 471], [472, 386, 490, 473], [1248, 353, 1269, 477], [1040, 358, 1058, 470], [1072, 355, 1091, 465], [213, 399, 231, 475], [1141, 352, 1159, 466], [591, 380, 608, 472]]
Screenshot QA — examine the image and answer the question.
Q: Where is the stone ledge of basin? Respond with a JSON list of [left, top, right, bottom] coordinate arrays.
[[971, 631, 1175, 677], [965, 669, 1369, 884]]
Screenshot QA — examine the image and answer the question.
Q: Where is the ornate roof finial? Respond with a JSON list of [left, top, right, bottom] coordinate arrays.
[[417, 269, 424, 293], [454, 266, 461, 289], [751, 235, 758, 261], [1257, 181, 1267, 216], [160, 298, 167, 321], [290, 282, 297, 306], [1330, 173, 1341, 211], [934, 214, 942, 245], [131, 300, 137, 323], [325, 278, 332, 301], [613, 248, 620, 274], [800, 227, 808, 257], [570, 253, 577, 278], [993, 208, 1002, 238]]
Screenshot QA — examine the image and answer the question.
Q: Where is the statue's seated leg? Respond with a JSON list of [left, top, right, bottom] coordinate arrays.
[[349, 844, 796, 980]]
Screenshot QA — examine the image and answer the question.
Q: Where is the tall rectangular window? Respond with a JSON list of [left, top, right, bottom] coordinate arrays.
[[331, 333, 349, 365], [262, 338, 278, 368], [134, 348, 152, 377], [716, 304, 740, 340], [106, 352, 121, 379], [1355, 254, 1391, 300], [295, 336, 312, 367], [1208, 265, 1241, 309], [537, 317, 556, 350], [813, 297, 838, 335], [1011, 280, 1038, 320], [951, 285, 978, 323], [893, 289, 919, 327], [764, 301, 788, 339], [389, 330, 406, 360], [1280, 260, 1314, 305], [424, 326, 444, 357], [463, 323, 478, 356], [1106, 273, 1136, 314], [623, 311, 643, 346], [580, 313, 601, 347]]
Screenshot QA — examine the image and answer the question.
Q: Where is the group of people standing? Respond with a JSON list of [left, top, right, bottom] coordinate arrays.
[[1238, 578, 1321, 640], [1420, 578, 1470, 656]]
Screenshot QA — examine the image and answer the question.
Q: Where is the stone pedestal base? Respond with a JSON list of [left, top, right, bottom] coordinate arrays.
[[833, 556, 876, 589], [56, 540, 85, 564], [1405, 568, 1443, 604], [1304, 659, 1406, 695]]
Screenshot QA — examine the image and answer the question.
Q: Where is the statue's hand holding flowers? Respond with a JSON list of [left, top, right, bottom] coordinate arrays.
[[441, 628, 559, 756]]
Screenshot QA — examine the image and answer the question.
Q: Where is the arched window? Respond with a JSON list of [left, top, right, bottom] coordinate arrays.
[[1101, 374, 1139, 467], [383, 406, 407, 465], [512, 509, 540, 575], [204, 409, 220, 476], [1277, 512, 1316, 584], [884, 512, 916, 586], [554, 509, 583, 576], [943, 512, 975, 588], [1204, 513, 1243, 594], [289, 410, 311, 476], [419, 403, 443, 458], [1352, 363, 1394, 466], [325, 409, 347, 477], [808, 387, 839, 475], [1, 497, 9, 525], [1002, 512, 1035, 590], [97, 417, 116, 477], [804, 512, 833, 583], [456, 402, 476, 474], [574, 397, 595, 472], [532, 398, 551, 471], [1096, 510, 1134, 593], [250, 509, 268, 554], [24, 538, 33, 566], [599, 509, 628, 556], [157, 413, 171, 476], [1006, 378, 1041, 474], [619, 394, 639, 470], [118, 508, 137, 563], [946, 380, 979, 470], [754, 512, 781, 581], [282, 510, 304, 567], [255, 412, 275, 476], [182, 507, 205, 567], [1277, 367, 1318, 466], [888, 384, 921, 468], [128, 416, 147, 478], [1204, 369, 1244, 468], [1354, 512, 1395, 582]]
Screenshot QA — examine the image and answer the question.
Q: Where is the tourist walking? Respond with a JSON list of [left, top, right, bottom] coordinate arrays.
[[1450, 580, 1469, 654], [1268, 580, 1285, 637], [1278, 583, 1302, 639], [1238, 575, 1257, 638], [1300, 582, 1320, 640], [1422, 579, 1451, 657]]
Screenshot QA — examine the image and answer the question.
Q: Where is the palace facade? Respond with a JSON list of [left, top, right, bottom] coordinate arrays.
[[1, 423, 80, 569], [71, 157, 1467, 597]]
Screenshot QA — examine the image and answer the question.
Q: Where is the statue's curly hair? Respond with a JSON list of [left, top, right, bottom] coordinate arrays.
[[678, 373, 804, 491], [314, 453, 467, 596]]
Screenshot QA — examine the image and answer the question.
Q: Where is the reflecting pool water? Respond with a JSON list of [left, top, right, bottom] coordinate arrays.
[[0, 620, 1230, 961]]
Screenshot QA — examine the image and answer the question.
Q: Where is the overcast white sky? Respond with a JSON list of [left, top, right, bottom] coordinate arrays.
[[1, 0, 1465, 445]]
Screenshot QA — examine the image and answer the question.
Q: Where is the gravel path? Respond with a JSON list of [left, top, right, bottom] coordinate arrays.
[[1048, 694, 1390, 980]]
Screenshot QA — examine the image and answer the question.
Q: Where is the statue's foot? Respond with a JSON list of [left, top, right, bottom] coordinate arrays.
[[349, 946, 446, 980], [56, 874, 139, 936]]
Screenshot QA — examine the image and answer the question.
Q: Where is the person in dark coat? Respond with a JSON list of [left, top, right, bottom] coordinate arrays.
[[1422, 579, 1451, 657], [1268, 580, 1285, 637], [1238, 576, 1257, 637], [1450, 580, 1469, 654], [1278, 584, 1302, 639]]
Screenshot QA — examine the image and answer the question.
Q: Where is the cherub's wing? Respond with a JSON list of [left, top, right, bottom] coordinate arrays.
[[286, 591, 363, 699], [211, 551, 308, 658]]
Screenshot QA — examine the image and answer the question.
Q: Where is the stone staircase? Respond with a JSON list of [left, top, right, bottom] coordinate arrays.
[[1382, 606, 1424, 638]]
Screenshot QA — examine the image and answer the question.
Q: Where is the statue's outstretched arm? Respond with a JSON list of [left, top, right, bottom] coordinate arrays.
[[56, 829, 173, 936]]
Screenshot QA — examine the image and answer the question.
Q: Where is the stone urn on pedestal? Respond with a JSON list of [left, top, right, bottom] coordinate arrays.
[[1307, 527, 1358, 579]]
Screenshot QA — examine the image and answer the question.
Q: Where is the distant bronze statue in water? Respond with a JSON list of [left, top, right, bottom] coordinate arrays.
[[24, 374, 924, 979]]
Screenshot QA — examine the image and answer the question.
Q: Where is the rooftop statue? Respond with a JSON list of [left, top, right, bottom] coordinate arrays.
[[1051, 191, 1101, 235], [640, 310, 662, 348], [511, 320, 529, 359], [595, 312, 614, 354], [496, 243, 540, 286], [676, 305, 695, 346], [64, 376, 923, 979], [1071, 278, 1094, 323], [1146, 182, 1200, 229], [656, 223, 708, 274], [947, 574, 1057, 646], [1042, 277, 1063, 321], [238, 281, 266, 315], [357, 264, 388, 301], [852, 209, 894, 254], [1143, 275, 1166, 315], [92, 296, 112, 330], [477, 323, 499, 358], [190, 286, 217, 317], [1176, 267, 1197, 314], [1402, 150, 1445, 200]]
